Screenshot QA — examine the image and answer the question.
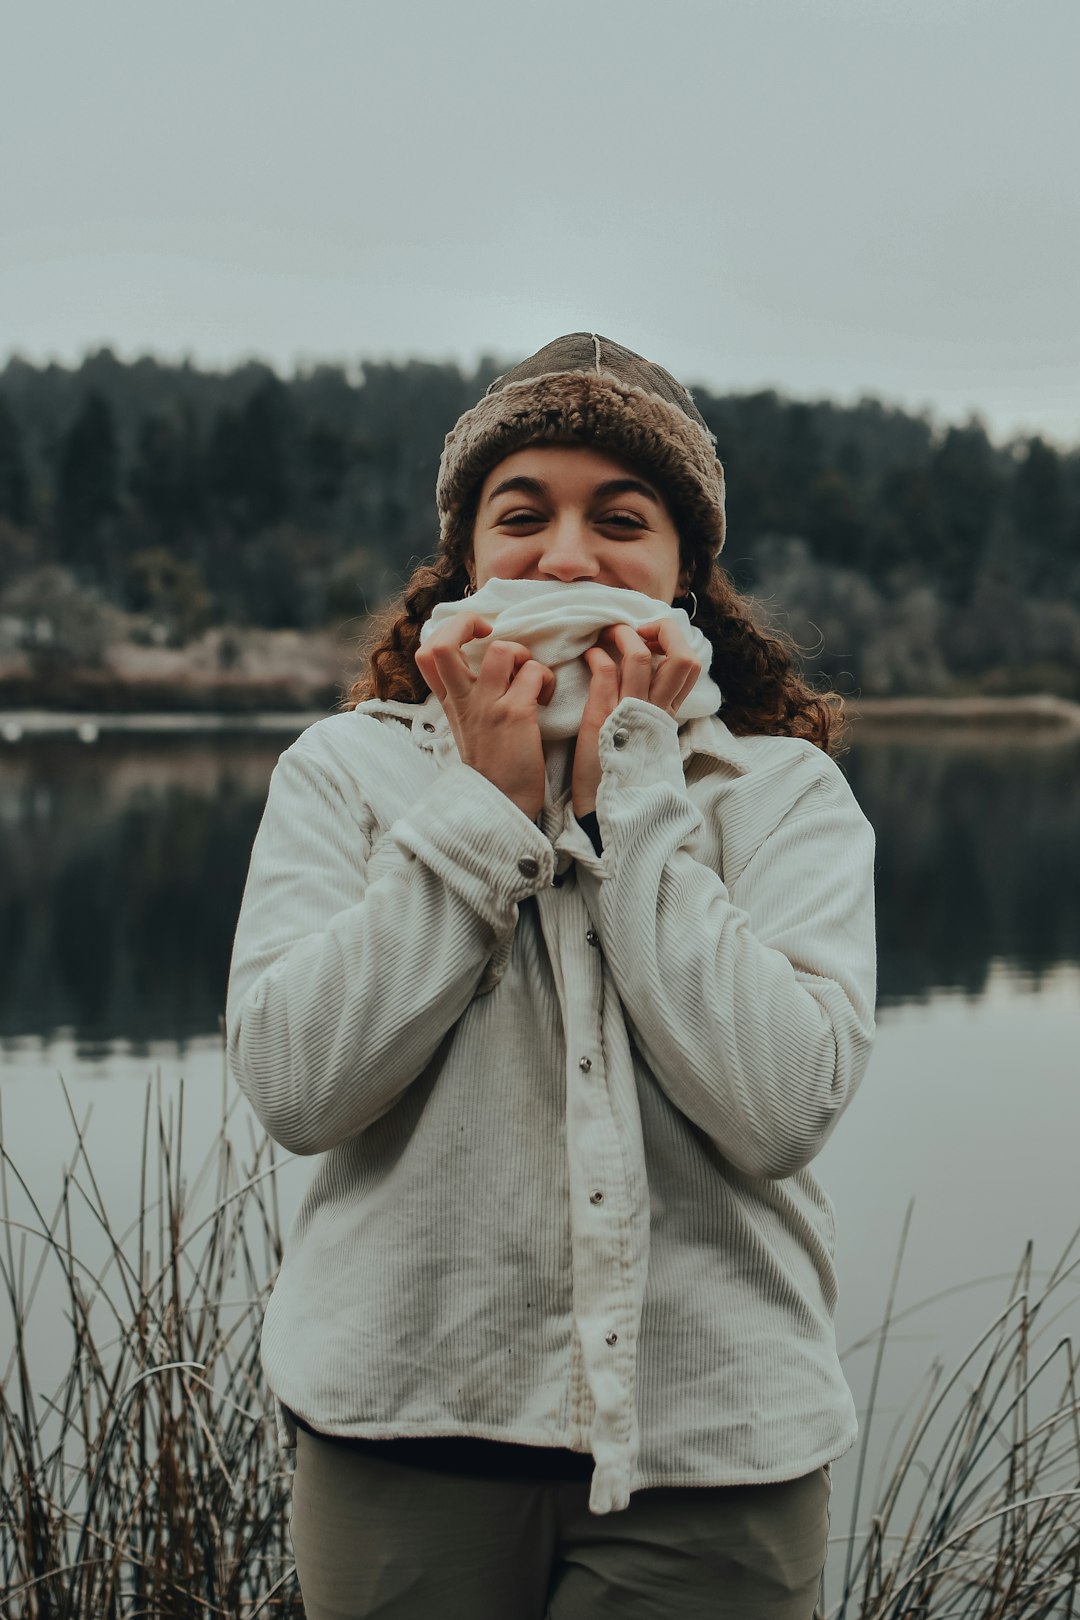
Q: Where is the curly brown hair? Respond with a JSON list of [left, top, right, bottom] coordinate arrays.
[[340, 501, 848, 757]]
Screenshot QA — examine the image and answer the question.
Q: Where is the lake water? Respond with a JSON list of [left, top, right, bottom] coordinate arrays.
[[2, 721, 1079, 1606]]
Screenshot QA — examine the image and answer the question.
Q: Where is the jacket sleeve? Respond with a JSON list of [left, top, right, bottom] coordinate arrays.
[[574, 700, 877, 1180], [225, 731, 554, 1155]]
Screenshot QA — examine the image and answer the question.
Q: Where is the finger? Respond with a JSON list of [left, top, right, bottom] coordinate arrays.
[[646, 629, 701, 685], [534, 664, 557, 706], [416, 655, 446, 701], [637, 618, 696, 661], [418, 614, 494, 701], [476, 639, 538, 693], [581, 647, 620, 725], [584, 646, 618, 677], [509, 659, 556, 709], [596, 624, 654, 700], [634, 618, 701, 711], [673, 664, 702, 711], [646, 656, 702, 714], [423, 612, 494, 651], [429, 639, 478, 702], [649, 663, 701, 716]]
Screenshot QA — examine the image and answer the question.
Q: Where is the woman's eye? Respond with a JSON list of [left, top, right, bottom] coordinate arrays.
[[495, 510, 645, 529], [600, 513, 646, 529]]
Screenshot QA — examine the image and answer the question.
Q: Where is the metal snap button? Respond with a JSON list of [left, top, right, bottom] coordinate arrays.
[[578, 1056, 592, 1072], [612, 729, 629, 749], [518, 857, 540, 878], [590, 1190, 604, 1205], [605, 1331, 618, 1346], [585, 928, 600, 947], [422, 721, 436, 733]]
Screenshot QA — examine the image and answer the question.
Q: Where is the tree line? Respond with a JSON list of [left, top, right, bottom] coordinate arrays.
[[0, 345, 1077, 697]]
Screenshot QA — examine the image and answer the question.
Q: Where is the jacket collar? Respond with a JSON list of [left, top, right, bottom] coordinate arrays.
[[352, 693, 447, 754]]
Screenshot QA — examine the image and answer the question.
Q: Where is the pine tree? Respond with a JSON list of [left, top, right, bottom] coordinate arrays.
[[0, 396, 30, 524], [55, 390, 120, 576]]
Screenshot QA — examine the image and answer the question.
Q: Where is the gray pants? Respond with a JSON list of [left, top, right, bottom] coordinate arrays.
[[290, 1427, 832, 1619]]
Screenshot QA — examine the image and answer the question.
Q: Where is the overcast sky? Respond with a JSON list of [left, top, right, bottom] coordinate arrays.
[[3, 0, 1078, 444]]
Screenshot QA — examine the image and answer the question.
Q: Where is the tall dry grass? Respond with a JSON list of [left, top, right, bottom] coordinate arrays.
[[827, 1203, 1080, 1617], [0, 1078, 301, 1618], [1, 1080, 1078, 1618]]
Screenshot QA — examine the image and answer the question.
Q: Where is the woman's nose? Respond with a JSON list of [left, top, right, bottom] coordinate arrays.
[[537, 519, 599, 581]]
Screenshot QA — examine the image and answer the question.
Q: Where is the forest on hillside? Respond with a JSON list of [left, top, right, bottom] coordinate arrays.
[[0, 346, 1078, 700]]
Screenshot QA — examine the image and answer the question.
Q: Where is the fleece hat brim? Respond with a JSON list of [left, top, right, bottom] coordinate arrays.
[[435, 333, 726, 558]]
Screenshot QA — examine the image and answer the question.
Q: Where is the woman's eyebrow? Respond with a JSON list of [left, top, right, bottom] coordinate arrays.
[[486, 475, 547, 504], [486, 475, 661, 506], [593, 478, 661, 506]]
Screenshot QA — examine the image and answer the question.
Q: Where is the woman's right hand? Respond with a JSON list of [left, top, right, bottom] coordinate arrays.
[[414, 611, 556, 821]]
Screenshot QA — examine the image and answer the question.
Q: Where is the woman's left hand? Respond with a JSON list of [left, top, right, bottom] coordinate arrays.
[[571, 620, 701, 819]]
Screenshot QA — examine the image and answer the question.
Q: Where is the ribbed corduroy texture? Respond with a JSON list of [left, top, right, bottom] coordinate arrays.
[[225, 694, 877, 1515]]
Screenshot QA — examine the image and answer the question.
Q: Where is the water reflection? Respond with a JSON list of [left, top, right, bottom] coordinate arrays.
[[2, 725, 1078, 1055], [844, 732, 1080, 1005], [1, 736, 274, 1053]]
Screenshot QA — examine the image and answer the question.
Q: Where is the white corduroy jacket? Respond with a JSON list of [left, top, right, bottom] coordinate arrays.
[[225, 691, 877, 1515]]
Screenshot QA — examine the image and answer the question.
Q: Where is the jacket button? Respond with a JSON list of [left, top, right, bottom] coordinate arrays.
[[578, 1056, 592, 1072], [518, 857, 540, 878], [605, 1331, 619, 1346], [612, 729, 629, 749], [422, 721, 436, 733], [585, 928, 599, 947], [590, 1189, 604, 1205]]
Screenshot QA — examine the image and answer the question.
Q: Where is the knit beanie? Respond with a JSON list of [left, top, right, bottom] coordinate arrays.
[[436, 333, 726, 560]]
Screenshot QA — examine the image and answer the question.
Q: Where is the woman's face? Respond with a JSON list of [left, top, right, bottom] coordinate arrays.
[[469, 443, 688, 604]]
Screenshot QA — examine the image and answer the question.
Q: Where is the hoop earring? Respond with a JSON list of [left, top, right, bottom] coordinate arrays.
[[682, 589, 698, 623], [463, 583, 474, 598]]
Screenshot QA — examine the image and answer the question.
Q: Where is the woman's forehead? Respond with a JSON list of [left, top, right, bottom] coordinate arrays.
[[480, 442, 661, 495]]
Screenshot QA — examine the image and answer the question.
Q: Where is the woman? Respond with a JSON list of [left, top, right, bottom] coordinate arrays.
[[226, 333, 877, 1619]]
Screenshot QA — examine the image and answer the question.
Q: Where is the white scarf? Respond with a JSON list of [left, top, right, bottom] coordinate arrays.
[[419, 578, 722, 740]]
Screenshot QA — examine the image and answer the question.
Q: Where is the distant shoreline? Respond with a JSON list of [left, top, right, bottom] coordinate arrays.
[[0, 709, 331, 740], [2, 693, 1079, 742], [844, 693, 1080, 730]]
